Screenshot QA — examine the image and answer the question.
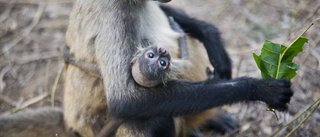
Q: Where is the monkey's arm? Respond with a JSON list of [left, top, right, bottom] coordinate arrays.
[[62, 45, 100, 76], [160, 5, 232, 79], [106, 74, 292, 119]]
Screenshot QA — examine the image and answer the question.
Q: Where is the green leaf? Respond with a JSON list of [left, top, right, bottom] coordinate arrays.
[[252, 17, 318, 123], [281, 37, 308, 62], [253, 38, 308, 79]]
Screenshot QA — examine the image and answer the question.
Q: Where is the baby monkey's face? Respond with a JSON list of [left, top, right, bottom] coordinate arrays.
[[131, 45, 172, 87], [142, 45, 171, 71]]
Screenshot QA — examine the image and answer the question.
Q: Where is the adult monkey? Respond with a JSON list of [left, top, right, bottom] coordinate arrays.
[[0, 3, 231, 136], [64, 1, 292, 137]]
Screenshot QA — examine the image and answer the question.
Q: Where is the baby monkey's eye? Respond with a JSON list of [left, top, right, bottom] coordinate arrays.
[[148, 53, 154, 58], [159, 60, 167, 67]]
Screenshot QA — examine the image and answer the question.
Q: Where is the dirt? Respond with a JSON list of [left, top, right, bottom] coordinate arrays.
[[0, 0, 319, 136]]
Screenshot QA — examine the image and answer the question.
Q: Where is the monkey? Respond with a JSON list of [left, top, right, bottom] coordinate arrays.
[[0, 1, 293, 137], [63, 1, 293, 137]]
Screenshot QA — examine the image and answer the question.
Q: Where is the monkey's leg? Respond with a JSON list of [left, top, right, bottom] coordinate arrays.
[[200, 111, 239, 134], [161, 5, 232, 80]]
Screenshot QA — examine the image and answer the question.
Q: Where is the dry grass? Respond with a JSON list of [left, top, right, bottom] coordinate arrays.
[[0, 0, 319, 136]]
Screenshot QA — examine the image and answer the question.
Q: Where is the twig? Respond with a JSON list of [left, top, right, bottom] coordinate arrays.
[[270, 97, 320, 137], [3, 92, 49, 113], [285, 99, 320, 137], [0, 3, 45, 55], [51, 63, 64, 107], [266, 108, 279, 121], [20, 93, 49, 108]]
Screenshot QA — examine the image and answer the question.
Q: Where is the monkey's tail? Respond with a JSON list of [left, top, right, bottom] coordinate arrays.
[[0, 107, 68, 137]]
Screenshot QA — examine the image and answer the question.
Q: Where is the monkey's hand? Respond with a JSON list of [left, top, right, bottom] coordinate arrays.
[[252, 79, 293, 111]]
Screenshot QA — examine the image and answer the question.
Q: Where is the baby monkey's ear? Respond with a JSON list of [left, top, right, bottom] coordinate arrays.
[[130, 50, 143, 65]]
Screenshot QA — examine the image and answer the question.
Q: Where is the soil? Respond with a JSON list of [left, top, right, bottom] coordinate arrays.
[[0, 0, 319, 136]]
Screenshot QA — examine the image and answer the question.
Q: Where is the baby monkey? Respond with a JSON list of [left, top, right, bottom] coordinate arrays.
[[63, 44, 190, 87], [132, 44, 192, 87]]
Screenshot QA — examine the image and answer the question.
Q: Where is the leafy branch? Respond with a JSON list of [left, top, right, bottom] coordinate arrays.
[[253, 17, 320, 136]]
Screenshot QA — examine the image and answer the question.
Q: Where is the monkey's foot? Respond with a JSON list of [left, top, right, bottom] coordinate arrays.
[[201, 111, 239, 134]]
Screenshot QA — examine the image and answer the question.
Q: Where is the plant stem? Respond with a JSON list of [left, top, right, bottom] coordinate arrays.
[[285, 100, 320, 137], [266, 105, 279, 121], [51, 63, 64, 107], [286, 17, 320, 51], [270, 97, 320, 137]]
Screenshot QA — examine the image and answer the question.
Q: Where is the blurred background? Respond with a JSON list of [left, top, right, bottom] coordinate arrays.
[[0, 0, 319, 136]]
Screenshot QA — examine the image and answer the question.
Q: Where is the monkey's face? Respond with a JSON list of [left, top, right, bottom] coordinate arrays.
[[139, 45, 171, 80], [131, 45, 171, 87], [143, 46, 170, 70]]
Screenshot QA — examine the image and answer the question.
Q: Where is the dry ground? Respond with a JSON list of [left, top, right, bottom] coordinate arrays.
[[0, 0, 320, 136]]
